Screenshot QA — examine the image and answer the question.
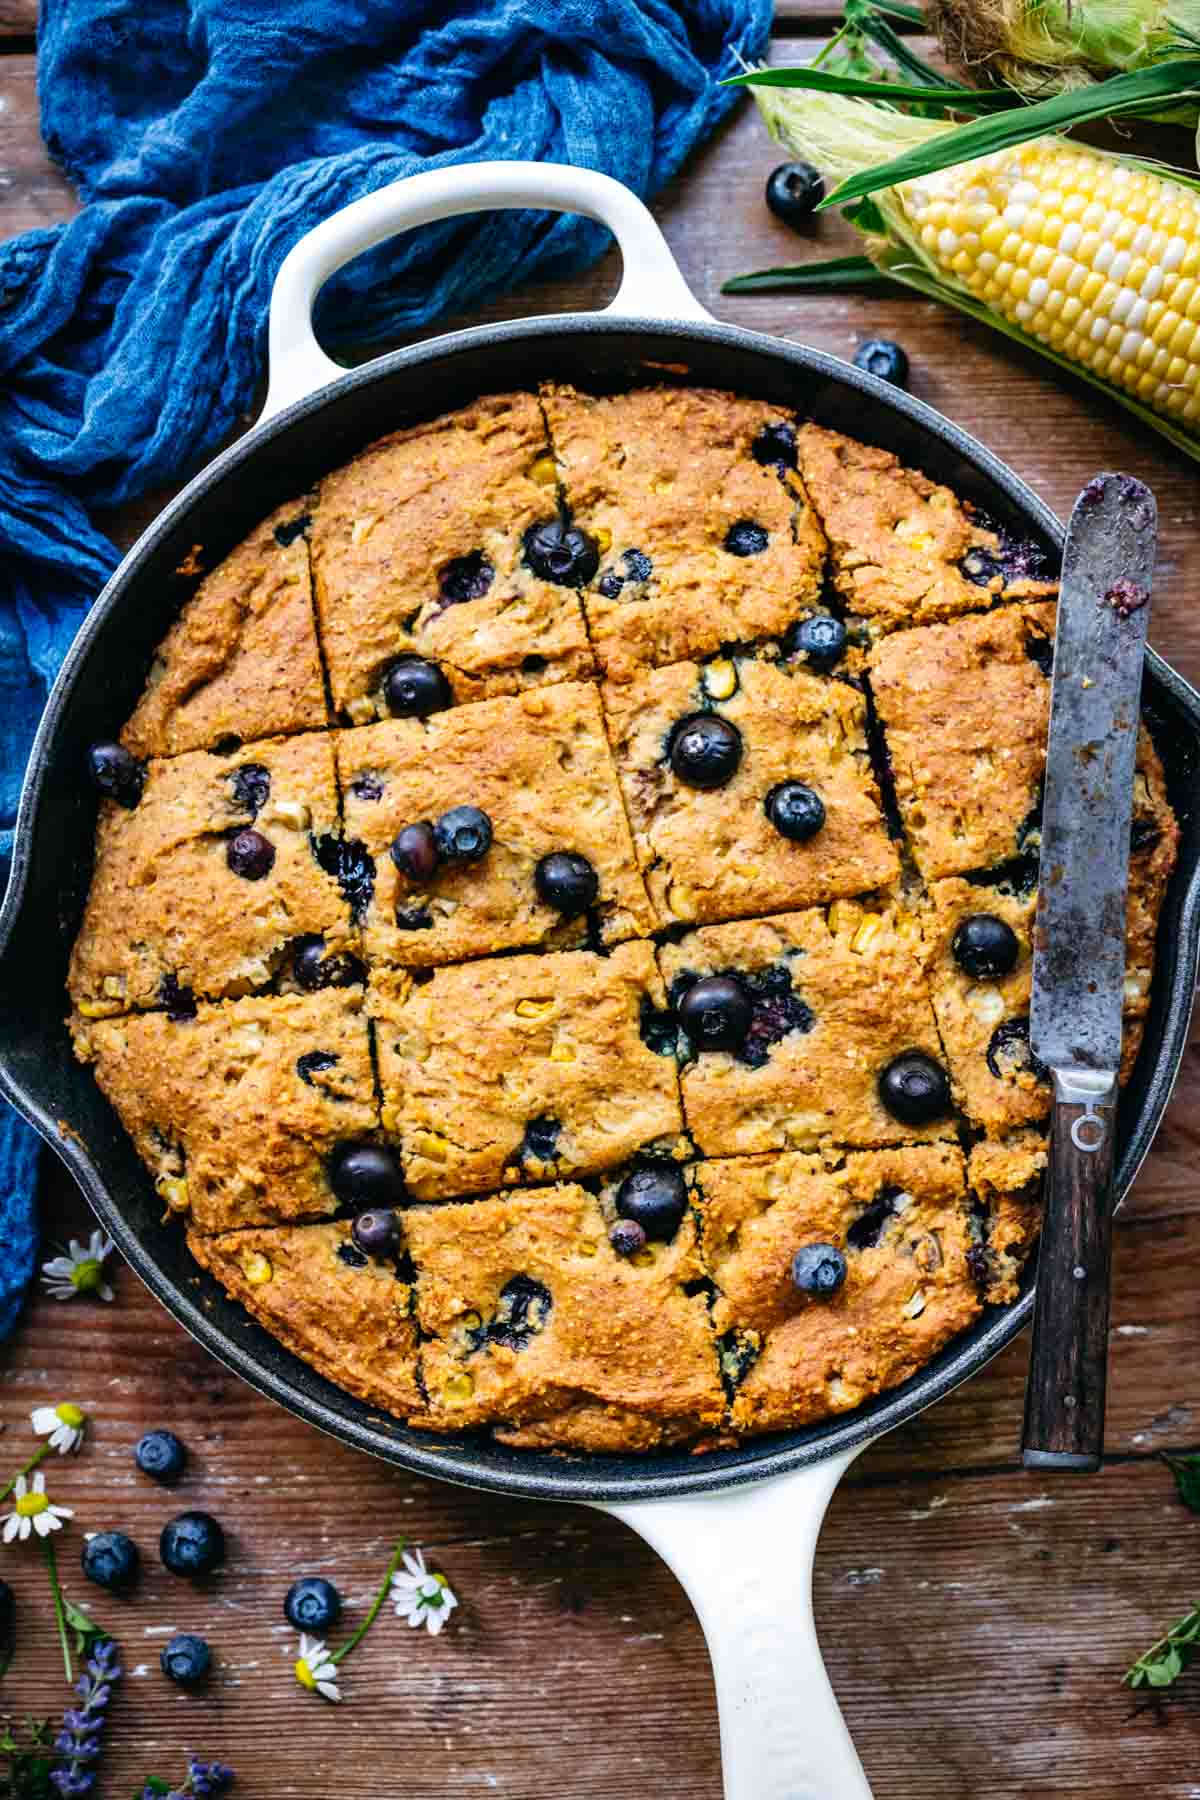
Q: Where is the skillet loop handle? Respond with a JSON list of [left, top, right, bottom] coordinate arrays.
[[262, 159, 710, 421], [598, 1451, 874, 1800]]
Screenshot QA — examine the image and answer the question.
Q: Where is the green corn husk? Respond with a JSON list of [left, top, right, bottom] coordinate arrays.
[[733, 85, 1200, 463], [928, 0, 1200, 94]]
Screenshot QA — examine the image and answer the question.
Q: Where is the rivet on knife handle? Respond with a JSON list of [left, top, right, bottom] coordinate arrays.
[[1020, 472, 1157, 1473]]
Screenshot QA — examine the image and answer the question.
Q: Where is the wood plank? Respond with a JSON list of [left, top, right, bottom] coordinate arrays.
[[0, 56, 73, 232], [0, 0, 35, 39]]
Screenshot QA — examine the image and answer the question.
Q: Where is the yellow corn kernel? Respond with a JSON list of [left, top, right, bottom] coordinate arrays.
[[549, 1041, 575, 1063], [102, 975, 126, 1000], [443, 1372, 475, 1405], [241, 1250, 273, 1286], [461, 1310, 483, 1331], [77, 999, 119, 1019], [270, 799, 311, 831], [594, 525, 613, 553], [414, 1130, 449, 1163], [515, 997, 555, 1020], [703, 657, 738, 701], [850, 916, 882, 954], [577, 1239, 599, 1258], [156, 1175, 190, 1213], [528, 454, 558, 486]]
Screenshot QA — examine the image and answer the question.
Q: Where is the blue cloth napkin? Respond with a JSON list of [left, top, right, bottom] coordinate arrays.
[[0, 0, 773, 1336]]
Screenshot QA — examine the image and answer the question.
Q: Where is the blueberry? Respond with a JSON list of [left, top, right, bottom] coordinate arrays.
[[765, 782, 826, 843], [226, 828, 275, 880], [878, 1051, 952, 1125], [669, 714, 742, 789], [297, 1050, 338, 1086], [724, 520, 769, 557], [284, 1576, 343, 1634], [610, 1218, 648, 1258], [438, 551, 494, 605], [853, 339, 910, 388], [351, 1207, 402, 1257], [535, 852, 598, 916], [615, 1166, 688, 1242], [230, 762, 270, 815], [87, 742, 145, 809], [623, 549, 653, 583], [791, 1243, 847, 1298], [986, 1016, 1046, 1084], [330, 1142, 406, 1209], [597, 573, 623, 599], [952, 913, 1020, 980], [434, 805, 492, 864], [292, 934, 365, 991], [160, 1632, 211, 1687], [160, 1511, 225, 1579], [523, 519, 600, 587], [337, 1241, 368, 1268], [390, 821, 440, 883], [678, 975, 752, 1051], [135, 1429, 187, 1485], [765, 160, 825, 226], [82, 1531, 140, 1593], [751, 421, 798, 470], [382, 656, 453, 719], [788, 614, 847, 670]]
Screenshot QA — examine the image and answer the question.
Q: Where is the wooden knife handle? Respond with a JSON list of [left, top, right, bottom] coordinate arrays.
[[1021, 1067, 1119, 1472]]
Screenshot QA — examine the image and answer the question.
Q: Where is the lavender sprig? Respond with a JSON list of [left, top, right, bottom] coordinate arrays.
[[49, 1638, 119, 1796], [137, 1758, 234, 1800]]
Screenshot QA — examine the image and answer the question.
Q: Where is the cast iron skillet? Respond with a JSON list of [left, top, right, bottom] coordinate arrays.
[[2, 165, 1198, 1797]]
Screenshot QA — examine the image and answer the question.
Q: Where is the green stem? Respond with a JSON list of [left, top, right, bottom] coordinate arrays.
[[43, 1535, 72, 1685], [0, 1444, 51, 1508], [330, 1539, 407, 1666]]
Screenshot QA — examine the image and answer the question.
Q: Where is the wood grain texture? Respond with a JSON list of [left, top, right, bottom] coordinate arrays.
[[0, 0, 35, 40], [4, 23, 1200, 1800]]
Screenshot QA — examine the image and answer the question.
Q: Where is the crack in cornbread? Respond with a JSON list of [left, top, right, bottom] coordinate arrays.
[[67, 389, 1181, 1454]]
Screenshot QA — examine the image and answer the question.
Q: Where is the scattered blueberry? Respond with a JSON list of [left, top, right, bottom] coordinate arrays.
[[951, 913, 1020, 980], [751, 421, 798, 470], [135, 1429, 188, 1486], [383, 656, 453, 718], [669, 713, 742, 789], [788, 614, 847, 670], [82, 1531, 140, 1593], [160, 1511, 225, 1580], [878, 1051, 952, 1125], [226, 828, 275, 880], [766, 160, 825, 227], [523, 519, 600, 587], [724, 520, 769, 557], [791, 1243, 847, 1298], [229, 763, 270, 815], [160, 1632, 211, 1687], [311, 834, 376, 922], [390, 821, 440, 883], [438, 550, 494, 606], [292, 934, 365, 990], [765, 781, 826, 843], [853, 339, 910, 387], [610, 1218, 648, 1258], [351, 1207, 402, 1257], [615, 1166, 688, 1242], [434, 805, 493, 865], [285, 1576, 343, 1634], [678, 975, 752, 1051], [535, 851, 598, 916], [87, 742, 145, 809], [330, 1143, 407, 1209]]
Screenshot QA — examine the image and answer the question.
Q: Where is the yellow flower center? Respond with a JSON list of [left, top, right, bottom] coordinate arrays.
[[16, 1492, 48, 1518], [56, 1403, 85, 1429], [71, 1259, 103, 1293], [294, 1659, 316, 1690]]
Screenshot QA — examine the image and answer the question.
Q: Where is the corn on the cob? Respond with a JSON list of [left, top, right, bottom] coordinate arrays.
[[753, 87, 1200, 445], [928, 0, 1200, 96]]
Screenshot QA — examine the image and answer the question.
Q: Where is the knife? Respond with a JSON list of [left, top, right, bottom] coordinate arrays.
[[1020, 472, 1157, 1473]]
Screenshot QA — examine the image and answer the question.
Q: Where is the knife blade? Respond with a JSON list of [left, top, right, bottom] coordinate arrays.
[[1022, 471, 1157, 1473]]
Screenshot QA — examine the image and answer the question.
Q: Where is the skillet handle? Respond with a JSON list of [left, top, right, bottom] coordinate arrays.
[[598, 1448, 875, 1800], [262, 159, 711, 421]]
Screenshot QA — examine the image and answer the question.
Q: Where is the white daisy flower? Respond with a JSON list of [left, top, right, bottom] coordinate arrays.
[[30, 1402, 88, 1455], [41, 1231, 115, 1302], [391, 1547, 458, 1636], [294, 1634, 341, 1702], [2, 1472, 74, 1542]]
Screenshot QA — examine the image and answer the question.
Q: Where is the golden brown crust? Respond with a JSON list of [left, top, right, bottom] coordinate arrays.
[[967, 1133, 1048, 1306], [121, 502, 327, 758]]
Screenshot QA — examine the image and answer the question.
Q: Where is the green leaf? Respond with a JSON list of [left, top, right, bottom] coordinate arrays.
[[1164, 1453, 1200, 1514], [137, 1779, 171, 1797], [819, 59, 1200, 208], [726, 68, 1009, 113], [1125, 1604, 1200, 1689], [723, 254, 895, 293], [61, 1597, 107, 1659]]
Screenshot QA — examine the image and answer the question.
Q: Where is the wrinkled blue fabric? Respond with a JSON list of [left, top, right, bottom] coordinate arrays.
[[0, 0, 772, 1337]]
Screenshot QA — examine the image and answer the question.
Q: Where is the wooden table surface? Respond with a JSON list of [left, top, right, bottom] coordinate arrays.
[[3, 8, 1200, 1796]]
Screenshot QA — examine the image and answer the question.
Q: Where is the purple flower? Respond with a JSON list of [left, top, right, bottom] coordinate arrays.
[[53, 1634, 119, 1796]]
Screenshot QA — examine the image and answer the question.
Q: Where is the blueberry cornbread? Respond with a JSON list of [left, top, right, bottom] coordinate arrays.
[[69, 385, 1180, 1457], [367, 942, 685, 1201], [121, 502, 327, 759], [603, 652, 898, 927], [69, 733, 354, 1017], [309, 392, 593, 718], [541, 386, 826, 683], [337, 682, 652, 968], [74, 990, 378, 1232]]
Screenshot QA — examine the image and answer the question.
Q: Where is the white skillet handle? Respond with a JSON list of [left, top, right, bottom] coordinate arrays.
[[599, 1448, 874, 1800], [263, 159, 711, 421]]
